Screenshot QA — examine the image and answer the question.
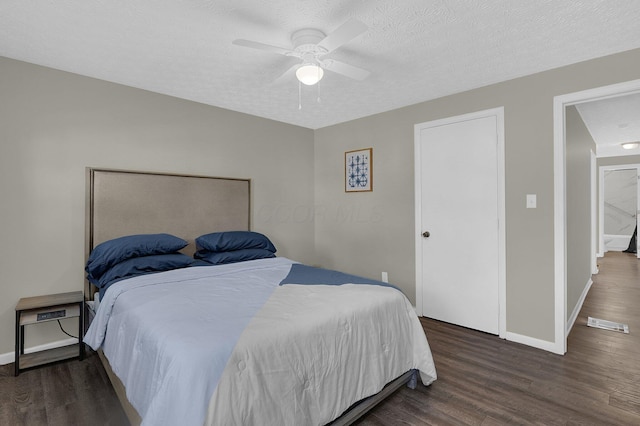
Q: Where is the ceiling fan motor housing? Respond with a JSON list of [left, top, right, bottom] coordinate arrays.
[[232, 19, 370, 82], [291, 28, 328, 56]]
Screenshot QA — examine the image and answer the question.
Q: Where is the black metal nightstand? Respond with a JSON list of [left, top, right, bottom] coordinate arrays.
[[15, 291, 85, 376]]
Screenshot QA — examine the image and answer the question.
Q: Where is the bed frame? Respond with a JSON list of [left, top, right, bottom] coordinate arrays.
[[84, 167, 414, 426]]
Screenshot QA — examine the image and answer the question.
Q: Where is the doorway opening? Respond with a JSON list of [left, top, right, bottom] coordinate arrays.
[[599, 165, 640, 256], [554, 78, 640, 354]]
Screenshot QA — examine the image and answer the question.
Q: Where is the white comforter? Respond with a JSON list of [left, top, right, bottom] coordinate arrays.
[[85, 258, 437, 426]]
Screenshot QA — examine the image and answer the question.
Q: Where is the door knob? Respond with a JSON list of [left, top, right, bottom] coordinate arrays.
[[422, 231, 430, 238]]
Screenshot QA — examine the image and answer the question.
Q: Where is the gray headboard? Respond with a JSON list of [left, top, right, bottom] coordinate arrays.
[[85, 168, 251, 297]]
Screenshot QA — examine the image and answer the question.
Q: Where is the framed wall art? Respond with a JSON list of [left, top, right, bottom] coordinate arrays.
[[345, 148, 372, 192]]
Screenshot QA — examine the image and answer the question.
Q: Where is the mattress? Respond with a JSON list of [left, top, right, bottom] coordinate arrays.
[[84, 258, 436, 426]]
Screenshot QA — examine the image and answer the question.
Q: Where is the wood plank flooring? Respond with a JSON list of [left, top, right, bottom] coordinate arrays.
[[0, 251, 637, 425], [0, 349, 128, 425], [357, 251, 640, 425]]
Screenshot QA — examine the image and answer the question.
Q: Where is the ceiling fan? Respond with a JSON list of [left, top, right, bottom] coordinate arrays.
[[232, 19, 370, 86]]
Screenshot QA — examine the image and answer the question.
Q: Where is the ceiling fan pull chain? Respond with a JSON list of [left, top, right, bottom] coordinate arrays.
[[317, 73, 321, 104], [298, 80, 302, 110]]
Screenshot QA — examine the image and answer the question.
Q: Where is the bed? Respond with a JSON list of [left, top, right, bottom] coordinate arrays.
[[83, 168, 437, 426]]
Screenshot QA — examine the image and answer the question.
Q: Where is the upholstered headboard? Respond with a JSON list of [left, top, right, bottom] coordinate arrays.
[[85, 168, 251, 297]]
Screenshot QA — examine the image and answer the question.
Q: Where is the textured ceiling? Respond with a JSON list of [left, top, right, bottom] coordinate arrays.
[[2, 1, 640, 129]]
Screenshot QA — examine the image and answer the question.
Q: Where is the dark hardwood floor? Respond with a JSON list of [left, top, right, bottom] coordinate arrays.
[[0, 349, 128, 425], [1, 252, 638, 425], [357, 251, 640, 425]]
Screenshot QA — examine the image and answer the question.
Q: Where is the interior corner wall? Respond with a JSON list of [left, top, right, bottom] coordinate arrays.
[[313, 47, 640, 344], [0, 56, 315, 356], [565, 106, 597, 320]]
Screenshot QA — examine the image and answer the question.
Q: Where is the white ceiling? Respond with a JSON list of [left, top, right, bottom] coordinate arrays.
[[2, 1, 640, 130], [576, 93, 640, 158]]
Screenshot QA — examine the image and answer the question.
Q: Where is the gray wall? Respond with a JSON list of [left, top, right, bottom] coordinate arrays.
[[565, 106, 596, 320], [0, 57, 315, 355], [3, 47, 640, 355], [314, 48, 640, 343], [599, 155, 640, 168]]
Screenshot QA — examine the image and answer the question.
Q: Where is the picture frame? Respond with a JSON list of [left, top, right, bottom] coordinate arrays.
[[345, 148, 373, 192]]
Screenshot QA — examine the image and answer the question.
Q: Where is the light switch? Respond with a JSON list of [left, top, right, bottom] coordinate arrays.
[[526, 194, 537, 209]]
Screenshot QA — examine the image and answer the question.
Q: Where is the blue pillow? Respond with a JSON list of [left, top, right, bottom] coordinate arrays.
[[194, 248, 275, 265], [92, 253, 195, 289], [195, 231, 276, 253], [86, 233, 188, 281]]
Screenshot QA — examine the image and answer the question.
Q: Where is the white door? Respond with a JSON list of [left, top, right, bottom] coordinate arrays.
[[415, 109, 504, 335]]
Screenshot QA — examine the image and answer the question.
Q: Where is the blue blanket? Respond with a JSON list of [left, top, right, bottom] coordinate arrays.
[[280, 263, 399, 291]]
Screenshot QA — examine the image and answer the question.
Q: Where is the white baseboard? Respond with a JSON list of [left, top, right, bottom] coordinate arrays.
[[0, 337, 78, 365], [566, 278, 593, 335], [505, 332, 563, 354]]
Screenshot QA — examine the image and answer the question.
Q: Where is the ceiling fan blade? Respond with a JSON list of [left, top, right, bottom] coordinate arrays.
[[272, 63, 300, 85], [321, 59, 370, 81], [232, 39, 294, 56], [317, 19, 368, 53]]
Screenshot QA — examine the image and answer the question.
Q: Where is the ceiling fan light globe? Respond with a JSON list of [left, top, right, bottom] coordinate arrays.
[[621, 142, 639, 150], [296, 64, 324, 85]]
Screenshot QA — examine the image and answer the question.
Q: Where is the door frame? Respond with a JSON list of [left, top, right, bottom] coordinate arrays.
[[591, 150, 599, 274], [414, 107, 506, 339], [553, 78, 640, 355]]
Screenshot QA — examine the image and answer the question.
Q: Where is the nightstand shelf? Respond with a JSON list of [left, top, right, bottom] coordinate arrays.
[[15, 291, 84, 376]]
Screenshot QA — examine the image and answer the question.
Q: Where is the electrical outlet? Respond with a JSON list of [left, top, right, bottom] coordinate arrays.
[[381, 272, 388, 283]]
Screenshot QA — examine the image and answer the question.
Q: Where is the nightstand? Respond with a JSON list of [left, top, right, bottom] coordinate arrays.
[[15, 291, 85, 376]]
